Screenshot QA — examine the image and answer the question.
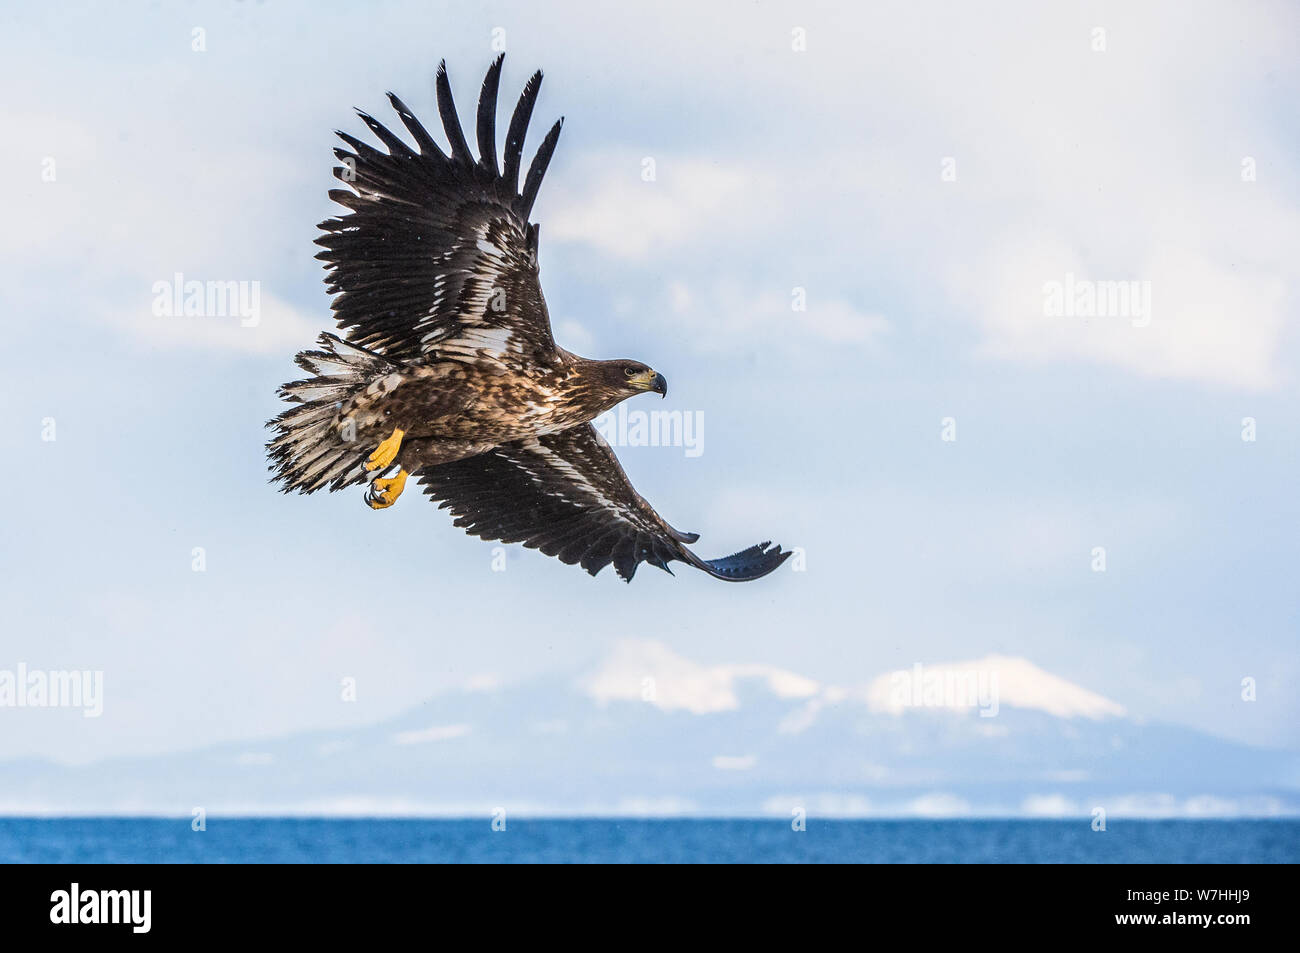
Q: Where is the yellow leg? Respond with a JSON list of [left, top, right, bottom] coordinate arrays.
[[365, 427, 405, 472], [366, 469, 408, 510]]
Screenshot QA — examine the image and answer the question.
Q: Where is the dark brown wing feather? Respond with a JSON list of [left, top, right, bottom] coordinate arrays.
[[417, 425, 792, 582], [315, 55, 564, 366]]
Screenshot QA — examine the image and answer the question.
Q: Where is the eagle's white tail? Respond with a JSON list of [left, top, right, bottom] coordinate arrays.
[[266, 333, 398, 493]]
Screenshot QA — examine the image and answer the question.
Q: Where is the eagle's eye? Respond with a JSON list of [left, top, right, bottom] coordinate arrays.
[[624, 366, 638, 377]]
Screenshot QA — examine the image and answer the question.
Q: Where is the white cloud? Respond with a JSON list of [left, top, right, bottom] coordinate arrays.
[[661, 280, 889, 355], [607, 796, 698, 817], [890, 3, 1300, 391], [777, 698, 825, 736], [128, 291, 323, 356], [762, 794, 874, 818], [800, 298, 890, 345], [548, 154, 759, 261], [462, 674, 502, 694], [548, 155, 892, 355], [956, 235, 1290, 391], [546, 4, 1297, 390], [553, 318, 596, 355], [711, 754, 757, 771], [903, 793, 972, 818], [1021, 794, 1076, 817], [582, 639, 819, 714], [391, 723, 472, 745], [1021, 793, 1290, 819], [5, 104, 324, 357]]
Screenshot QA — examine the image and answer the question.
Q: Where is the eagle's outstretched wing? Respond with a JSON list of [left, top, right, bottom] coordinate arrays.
[[415, 425, 792, 582], [316, 55, 562, 365]]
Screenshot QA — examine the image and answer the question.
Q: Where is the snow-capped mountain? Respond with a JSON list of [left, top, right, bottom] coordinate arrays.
[[3, 640, 1295, 817]]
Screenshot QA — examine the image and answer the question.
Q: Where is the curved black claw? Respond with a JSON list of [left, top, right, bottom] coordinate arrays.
[[363, 465, 402, 509]]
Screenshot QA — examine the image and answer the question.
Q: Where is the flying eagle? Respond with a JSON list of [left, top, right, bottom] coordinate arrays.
[[267, 57, 790, 582]]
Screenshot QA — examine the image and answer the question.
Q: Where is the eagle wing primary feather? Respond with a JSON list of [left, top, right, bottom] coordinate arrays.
[[316, 55, 564, 366], [415, 425, 792, 582]]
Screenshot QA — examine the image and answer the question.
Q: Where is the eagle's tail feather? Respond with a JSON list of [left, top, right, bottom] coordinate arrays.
[[266, 333, 396, 494]]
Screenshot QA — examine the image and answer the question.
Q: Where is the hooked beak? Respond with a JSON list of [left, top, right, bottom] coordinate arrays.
[[629, 370, 668, 398]]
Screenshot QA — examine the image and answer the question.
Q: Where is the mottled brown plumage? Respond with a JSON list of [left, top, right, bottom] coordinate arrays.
[[266, 56, 790, 581]]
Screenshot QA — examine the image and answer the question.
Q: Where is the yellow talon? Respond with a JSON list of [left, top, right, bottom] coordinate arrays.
[[366, 469, 408, 510], [365, 427, 405, 471]]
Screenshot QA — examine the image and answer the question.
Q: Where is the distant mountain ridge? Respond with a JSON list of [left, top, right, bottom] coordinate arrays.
[[2, 640, 1295, 817]]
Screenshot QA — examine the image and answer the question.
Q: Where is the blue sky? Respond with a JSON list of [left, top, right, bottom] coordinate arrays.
[[0, 0, 1296, 795]]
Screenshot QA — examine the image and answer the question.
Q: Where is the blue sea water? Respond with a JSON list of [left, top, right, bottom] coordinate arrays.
[[0, 818, 1296, 863]]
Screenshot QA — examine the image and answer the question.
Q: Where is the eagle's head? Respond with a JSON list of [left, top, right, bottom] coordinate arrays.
[[614, 360, 667, 398], [586, 359, 667, 403], [563, 357, 668, 418]]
